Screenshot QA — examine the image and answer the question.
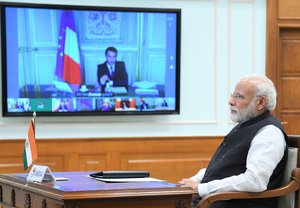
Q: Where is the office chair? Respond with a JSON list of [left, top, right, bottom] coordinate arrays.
[[197, 135, 300, 208]]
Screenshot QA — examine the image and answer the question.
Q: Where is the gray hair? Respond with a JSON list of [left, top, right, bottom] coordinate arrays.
[[241, 74, 277, 111]]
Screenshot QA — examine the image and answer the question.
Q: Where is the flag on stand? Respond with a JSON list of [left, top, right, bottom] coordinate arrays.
[[55, 10, 82, 85], [23, 118, 37, 170]]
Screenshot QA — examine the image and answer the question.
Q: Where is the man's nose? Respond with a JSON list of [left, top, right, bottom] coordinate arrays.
[[229, 97, 235, 106]]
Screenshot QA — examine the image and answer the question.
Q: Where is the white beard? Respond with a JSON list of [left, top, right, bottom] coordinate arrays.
[[230, 99, 257, 124]]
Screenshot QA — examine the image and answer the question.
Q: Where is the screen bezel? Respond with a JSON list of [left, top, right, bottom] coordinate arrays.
[[1, 2, 181, 117]]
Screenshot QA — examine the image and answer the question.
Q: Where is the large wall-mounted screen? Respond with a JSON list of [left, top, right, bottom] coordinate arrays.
[[1, 2, 181, 116]]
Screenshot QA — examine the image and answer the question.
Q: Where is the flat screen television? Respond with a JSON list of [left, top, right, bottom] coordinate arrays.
[[1, 2, 181, 116]]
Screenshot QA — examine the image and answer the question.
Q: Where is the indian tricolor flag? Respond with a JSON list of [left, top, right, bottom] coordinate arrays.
[[23, 118, 37, 170], [55, 10, 82, 84]]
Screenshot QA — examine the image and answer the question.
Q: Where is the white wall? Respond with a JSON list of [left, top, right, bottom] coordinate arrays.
[[0, 0, 266, 139]]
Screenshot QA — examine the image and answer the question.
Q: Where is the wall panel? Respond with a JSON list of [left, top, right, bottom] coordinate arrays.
[[0, 136, 221, 183], [78, 154, 107, 170], [275, 27, 300, 134], [279, 0, 300, 19], [281, 114, 300, 134], [282, 78, 300, 109], [120, 153, 211, 182], [35, 155, 65, 171], [281, 41, 300, 74]]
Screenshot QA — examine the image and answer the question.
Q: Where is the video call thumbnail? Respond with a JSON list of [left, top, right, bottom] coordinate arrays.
[[95, 98, 116, 112], [6, 97, 176, 113]]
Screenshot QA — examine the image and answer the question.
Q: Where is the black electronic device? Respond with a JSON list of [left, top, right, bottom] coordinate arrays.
[[90, 170, 150, 179]]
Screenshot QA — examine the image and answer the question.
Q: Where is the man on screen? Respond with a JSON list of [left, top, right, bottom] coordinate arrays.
[[97, 47, 128, 91], [139, 97, 149, 111]]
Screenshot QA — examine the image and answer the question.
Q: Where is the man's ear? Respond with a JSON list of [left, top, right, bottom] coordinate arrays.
[[257, 96, 268, 110]]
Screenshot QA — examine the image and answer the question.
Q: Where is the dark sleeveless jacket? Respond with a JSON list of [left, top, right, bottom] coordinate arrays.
[[201, 111, 288, 208]]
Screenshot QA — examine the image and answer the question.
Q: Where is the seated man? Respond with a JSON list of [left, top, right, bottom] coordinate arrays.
[[97, 47, 128, 91], [140, 97, 149, 111], [179, 75, 287, 208], [161, 99, 168, 107]]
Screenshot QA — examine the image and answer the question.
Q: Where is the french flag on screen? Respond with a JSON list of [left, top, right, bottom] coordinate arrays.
[[55, 10, 82, 85]]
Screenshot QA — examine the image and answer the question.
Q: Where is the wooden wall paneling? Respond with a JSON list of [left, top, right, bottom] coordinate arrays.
[[120, 153, 211, 183], [266, 0, 280, 116], [281, 114, 300, 134], [278, 0, 300, 19], [106, 152, 121, 170], [0, 137, 222, 183], [281, 30, 300, 75], [118, 137, 221, 183], [36, 140, 73, 172], [278, 29, 300, 134], [35, 155, 65, 171], [282, 78, 300, 109], [267, 0, 300, 134], [78, 154, 107, 171], [0, 156, 24, 173], [0, 140, 26, 173]]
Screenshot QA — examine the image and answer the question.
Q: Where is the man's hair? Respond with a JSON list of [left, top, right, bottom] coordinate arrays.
[[242, 74, 277, 111], [105, 47, 118, 55]]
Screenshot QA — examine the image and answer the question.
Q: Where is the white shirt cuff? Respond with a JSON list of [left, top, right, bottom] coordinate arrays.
[[198, 183, 210, 198]]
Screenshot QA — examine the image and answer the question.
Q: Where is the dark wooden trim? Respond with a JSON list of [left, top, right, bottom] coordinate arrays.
[[266, 0, 280, 118], [11, 189, 15, 207]]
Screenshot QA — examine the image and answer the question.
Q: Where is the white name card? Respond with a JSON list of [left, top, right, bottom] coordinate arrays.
[[26, 165, 55, 183]]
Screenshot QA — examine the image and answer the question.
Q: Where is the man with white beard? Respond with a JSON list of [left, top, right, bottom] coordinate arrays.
[[179, 75, 287, 208]]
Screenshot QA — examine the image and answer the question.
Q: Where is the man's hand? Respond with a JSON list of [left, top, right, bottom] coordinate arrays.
[[100, 75, 110, 85], [178, 178, 199, 192]]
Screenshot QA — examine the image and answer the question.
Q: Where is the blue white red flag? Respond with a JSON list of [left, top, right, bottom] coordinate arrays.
[[55, 10, 82, 85]]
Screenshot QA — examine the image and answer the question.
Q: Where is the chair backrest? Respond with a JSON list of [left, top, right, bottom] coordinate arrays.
[[278, 147, 298, 208], [287, 135, 300, 208]]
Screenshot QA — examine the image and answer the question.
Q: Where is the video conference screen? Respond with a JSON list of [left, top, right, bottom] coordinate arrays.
[[1, 2, 181, 116]]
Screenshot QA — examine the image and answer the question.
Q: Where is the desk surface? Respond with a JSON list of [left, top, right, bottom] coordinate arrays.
[[21, 85, 165, 98], [0, 171, 195, 207]]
